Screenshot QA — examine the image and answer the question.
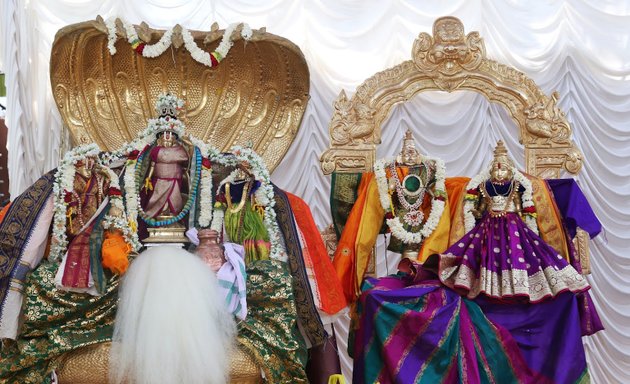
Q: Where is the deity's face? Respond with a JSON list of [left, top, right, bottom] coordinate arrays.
[[400, 147, 422, 166], [491, 161, 513, 183], [75, 157, 95, 179], [160, 131, 177, 147]]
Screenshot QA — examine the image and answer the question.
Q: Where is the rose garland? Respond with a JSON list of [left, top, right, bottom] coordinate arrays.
[[463, 166, 538, 234], [374, 157, 447, 245], [106, 18, 252, 68]]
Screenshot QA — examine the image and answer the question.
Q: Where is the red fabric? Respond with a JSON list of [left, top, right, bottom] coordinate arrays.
[[0, 203, 11, 223], [287, 192, 347, 314], [61, 220, 97, 288]]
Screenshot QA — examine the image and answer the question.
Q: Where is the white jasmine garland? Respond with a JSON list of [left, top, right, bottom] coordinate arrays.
[[209, 207, 224, 232], [193, 138, 220, 229], [373, 156, 447, 245], [101, 167, 142, 251], [123, 156, 141, 239], [196, 164, 214, 228], [106, 18, 252, 68], [141, 117, 186, 139], [105, 17, 118, 55], [142, 29, 174, 58], [463, 166, 491, 232]]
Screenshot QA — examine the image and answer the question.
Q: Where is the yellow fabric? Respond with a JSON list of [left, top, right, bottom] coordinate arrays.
[[333, 173, 374, 302], [444, 177, 471, 246], [354, 176, 385, 295], [528, 176, 570, 260], [354, 170, 451, 280], [328, 374, 347, 384], [334, 169, 455, 302], [417, 196, 451, 261]]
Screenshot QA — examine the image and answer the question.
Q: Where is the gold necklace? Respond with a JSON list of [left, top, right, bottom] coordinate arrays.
[[489, 179, 514, 197], [225, 180, 251, 213]]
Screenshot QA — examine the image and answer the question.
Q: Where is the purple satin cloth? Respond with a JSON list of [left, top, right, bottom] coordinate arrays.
[[353, 273, 542, 384], [477, 292, 588, 384], [546, 179, 601, 239]]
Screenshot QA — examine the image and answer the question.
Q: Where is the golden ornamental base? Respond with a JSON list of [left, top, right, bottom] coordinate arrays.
[[143, 222, 189, 244], [54, 342, 262, 384]]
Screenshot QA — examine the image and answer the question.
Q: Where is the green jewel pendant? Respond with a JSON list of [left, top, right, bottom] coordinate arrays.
[[402, 174, 423, 196]]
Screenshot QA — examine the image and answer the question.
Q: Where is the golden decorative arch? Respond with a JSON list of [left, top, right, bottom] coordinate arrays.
[[320, 16, 583, 179], [50, 16, 310, 172]]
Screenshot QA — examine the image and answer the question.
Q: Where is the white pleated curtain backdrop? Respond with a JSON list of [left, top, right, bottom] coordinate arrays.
[[2, 1, 629, 382]]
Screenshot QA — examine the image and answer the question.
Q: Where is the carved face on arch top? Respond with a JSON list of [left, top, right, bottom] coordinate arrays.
[[430, 17, 468, 63]]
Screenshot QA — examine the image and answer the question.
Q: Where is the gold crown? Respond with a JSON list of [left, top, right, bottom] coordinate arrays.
[[492, 140, 514, 168], [155, 93, 183, 119]]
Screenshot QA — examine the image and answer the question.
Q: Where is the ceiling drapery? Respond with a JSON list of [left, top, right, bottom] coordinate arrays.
[[1, 1, 629, 382]]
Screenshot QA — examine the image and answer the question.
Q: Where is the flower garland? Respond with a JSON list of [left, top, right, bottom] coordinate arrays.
[[463, 166, 491, 232], [50, 143, 102, 260], [188, 136, 221, 229], [101, 168, 142, 251], [106, 18, 252, 68], [463, 166, 539, 234], [374, 157, 447, 245]]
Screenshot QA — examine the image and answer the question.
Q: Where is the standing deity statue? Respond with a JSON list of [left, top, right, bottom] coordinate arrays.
[[123, 93, 199, 243], [142, 129, 190, 219], [426, 140, 589, 302], [51, 143, 133, 295], [332, 129, 451, 302]]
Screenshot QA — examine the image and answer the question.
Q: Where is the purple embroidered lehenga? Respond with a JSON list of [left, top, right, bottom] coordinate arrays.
[[428, 142, 589, 303], [431, 179, 589, 303]]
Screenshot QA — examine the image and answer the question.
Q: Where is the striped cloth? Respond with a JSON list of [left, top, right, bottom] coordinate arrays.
[[217, 243, 247, 320]]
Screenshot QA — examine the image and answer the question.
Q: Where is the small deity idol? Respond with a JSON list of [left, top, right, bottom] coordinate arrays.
[[426, 140, 589, 303], [143, 129, 190, 219], [52, 143, 132, 294], [64, 154, 109, 237], [378, 129, 448, 260]]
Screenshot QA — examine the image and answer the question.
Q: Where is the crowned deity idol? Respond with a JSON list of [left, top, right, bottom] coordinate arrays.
[[124, 93, 198, 243], [332, 129, 451, 303], [426, 140, 590, 303], [51, 143, 133, 296]]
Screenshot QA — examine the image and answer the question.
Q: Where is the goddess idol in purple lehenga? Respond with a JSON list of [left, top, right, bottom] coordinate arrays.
[[427, 140, 589, 303]]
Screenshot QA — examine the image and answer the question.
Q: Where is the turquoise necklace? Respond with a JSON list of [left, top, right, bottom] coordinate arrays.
[[135, 145, 202, 226]]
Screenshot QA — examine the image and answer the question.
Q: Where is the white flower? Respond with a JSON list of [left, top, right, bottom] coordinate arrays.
[[106, 18, 252, 69], [374, 156, 447, 245], [51, 143, 133, 260], [105, 17, 118, 55], [512, 168, 539, 234], [463, 166, 490, 232]]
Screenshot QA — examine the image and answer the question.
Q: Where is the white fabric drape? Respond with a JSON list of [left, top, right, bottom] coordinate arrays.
[[2, 1, 629, 383]]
